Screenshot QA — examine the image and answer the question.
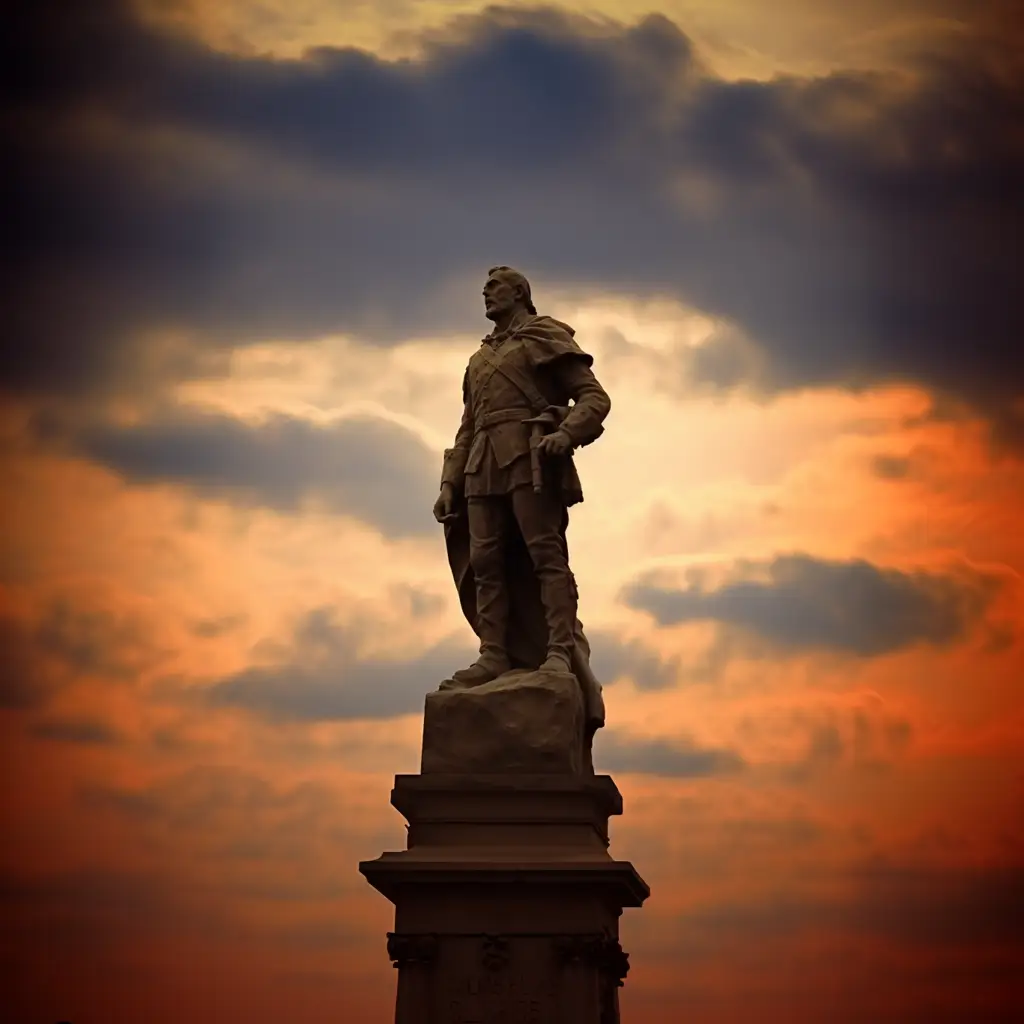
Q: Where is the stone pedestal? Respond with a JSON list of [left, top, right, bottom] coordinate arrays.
[[422, 668, 585, 775], [360, 772, 649, 1024]]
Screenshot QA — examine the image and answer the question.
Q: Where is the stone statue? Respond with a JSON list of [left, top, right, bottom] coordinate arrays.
[[432, 265, 609, 743], [365, 274, 647, 1017]]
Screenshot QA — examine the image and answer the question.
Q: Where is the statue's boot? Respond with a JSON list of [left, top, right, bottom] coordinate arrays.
[[539, 650, 572, 673], [449, 570, 510, 687], [449, 649, 510, 688], [537, 571, 578, 675]]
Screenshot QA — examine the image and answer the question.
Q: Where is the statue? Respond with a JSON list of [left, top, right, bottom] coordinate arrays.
[[432, 265, 609, 741], [364, 268, 649, 1023]]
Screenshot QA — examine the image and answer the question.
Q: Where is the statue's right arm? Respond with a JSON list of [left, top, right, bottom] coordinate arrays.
[[440, 371, 473, 494]]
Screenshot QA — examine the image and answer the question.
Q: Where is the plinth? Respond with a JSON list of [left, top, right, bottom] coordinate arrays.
[[360, 725, 649, 1024]]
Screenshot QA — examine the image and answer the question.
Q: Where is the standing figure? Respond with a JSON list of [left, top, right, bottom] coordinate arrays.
[[432, 266, 610, 732]]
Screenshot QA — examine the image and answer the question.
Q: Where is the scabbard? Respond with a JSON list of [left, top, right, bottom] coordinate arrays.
[[529, 426, 544, 493]]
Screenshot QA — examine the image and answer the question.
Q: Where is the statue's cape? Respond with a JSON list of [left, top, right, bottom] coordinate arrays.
[[444, 510, 606, 728], [479, 314, 593, 373]]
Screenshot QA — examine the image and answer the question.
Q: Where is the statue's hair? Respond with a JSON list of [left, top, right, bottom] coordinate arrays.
[[488, 265, 537, 315]]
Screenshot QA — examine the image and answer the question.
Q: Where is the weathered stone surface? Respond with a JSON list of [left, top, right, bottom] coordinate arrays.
[[422, 668, 584, 774]]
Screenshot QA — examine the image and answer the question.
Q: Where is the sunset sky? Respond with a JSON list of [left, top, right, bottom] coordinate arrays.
[[2, 1, 1023, 1021]]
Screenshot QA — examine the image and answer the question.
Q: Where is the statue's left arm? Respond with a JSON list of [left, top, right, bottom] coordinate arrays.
[[550, 358, 611, 450]]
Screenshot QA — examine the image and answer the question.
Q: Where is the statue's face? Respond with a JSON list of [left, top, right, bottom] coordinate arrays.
[[483, 274, 520, 321]]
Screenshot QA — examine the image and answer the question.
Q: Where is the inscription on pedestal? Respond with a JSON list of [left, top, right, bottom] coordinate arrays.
[[448, 973, 554, 1024], [447, 937, 557, 1024]]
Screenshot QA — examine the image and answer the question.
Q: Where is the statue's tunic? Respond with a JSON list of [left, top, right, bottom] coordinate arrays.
[[441, 315, 610, 503]]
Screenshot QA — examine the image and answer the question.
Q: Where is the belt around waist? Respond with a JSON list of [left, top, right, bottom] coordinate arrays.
[[477, 407, 533, 429]]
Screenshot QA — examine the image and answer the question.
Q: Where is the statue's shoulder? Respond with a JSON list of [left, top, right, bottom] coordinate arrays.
[[515, 315, 594, 368]]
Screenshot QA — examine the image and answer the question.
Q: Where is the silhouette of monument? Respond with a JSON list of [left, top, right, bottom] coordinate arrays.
[[360, 267, 648, 1023]]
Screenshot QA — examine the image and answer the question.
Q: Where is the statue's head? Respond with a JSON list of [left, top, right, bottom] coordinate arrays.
[[483, 265, 537, 322]]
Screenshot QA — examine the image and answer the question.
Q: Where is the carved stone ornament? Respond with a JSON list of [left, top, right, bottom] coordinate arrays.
[[602, 939, 630, 988], [552, 933, 630, 986], [386, 932, 439, 969], [480, 933, 511, 971]]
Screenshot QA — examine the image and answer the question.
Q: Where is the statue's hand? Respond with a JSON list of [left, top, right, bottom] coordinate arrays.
[[433, 484, 459, 523], [536, 430, 573, 458]]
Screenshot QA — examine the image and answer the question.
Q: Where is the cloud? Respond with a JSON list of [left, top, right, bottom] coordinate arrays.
[[622, 823, 1024, 1022], [0, 600, 157, 709], [200, 606, 474, 721], [82, 766, 365, 876], [190, 612, 248, 638], [672, 861, 1024, 953], [761, 702, 914, 783], [30, 715, 123, 745], [622, 554, 999, 655], [4, 1, 1023, 442], [0, 614, 61, 709], [594, 729, 745, 777], [77, 764, 398, 909], [34, 597, 159, 678], [873, 453, 914, 479], [587, 628, 681, 690], [52, 408, 438, 535]]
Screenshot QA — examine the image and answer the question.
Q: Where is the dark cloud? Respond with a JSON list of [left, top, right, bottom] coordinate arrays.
[[81, 766, 375, 881], [53, 409, 438, 535], [30, 714, 123, 745], [0, 614, 60, 709], [200, 606, 474, 721], [34, 597, 158, 678], [634, 863, 1024, 1022], [623, 553, 998, 655], [594, 729, 745, 777], [845, 862, 1024, 949], [669, 862, 1024, 953], [0, 600, 156, 709], [587, 628, 681, 690], [873, 453, 914, 479], [621, 823, 1024, 1023], [3, 1, 1023, 441], [79, 765, 402, 912], [190, 612, 248, 638], [780, 710, 913, 783]]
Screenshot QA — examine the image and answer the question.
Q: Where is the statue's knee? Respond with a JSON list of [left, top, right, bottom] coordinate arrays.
[[528, 543, 570, 578], [469, 542, 503, 577]]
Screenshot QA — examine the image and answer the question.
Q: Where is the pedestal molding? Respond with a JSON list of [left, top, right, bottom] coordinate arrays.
[[384, 931, 630, 984], [386, 931, 439, 968]]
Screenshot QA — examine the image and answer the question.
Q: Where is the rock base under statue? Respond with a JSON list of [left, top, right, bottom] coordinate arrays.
[[423, 668, 585, 775], [360, 774, 648, 1024]]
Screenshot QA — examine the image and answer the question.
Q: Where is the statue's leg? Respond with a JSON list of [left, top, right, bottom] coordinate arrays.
[[450, 496, 511, 686], [510, 485, 576, 672]]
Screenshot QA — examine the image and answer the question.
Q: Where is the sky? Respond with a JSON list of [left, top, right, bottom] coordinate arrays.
[[2, 0, 1023, 1021]]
